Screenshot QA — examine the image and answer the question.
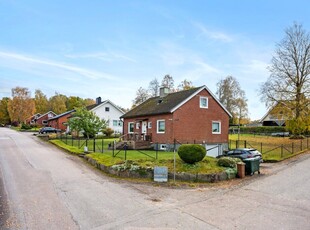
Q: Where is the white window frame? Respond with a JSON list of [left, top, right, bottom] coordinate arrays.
[[136, 122, 140, 129], [212, 121, 221, 134], [128, 122, 134, 133], [113, 120, 118, 126], [200, 96, 208, 109], [157, 120, 165, 134]]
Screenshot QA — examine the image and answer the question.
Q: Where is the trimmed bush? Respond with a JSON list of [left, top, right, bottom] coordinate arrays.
[[217, 157, 242, 168], [178, 144, 206, 164]]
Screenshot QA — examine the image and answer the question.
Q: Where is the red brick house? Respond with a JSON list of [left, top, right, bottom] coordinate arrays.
[[47, 110, 75, 132], [25, 111, 57, 127], [121, 86, 232, 155]]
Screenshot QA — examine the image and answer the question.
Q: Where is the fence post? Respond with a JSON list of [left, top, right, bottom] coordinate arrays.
[[112, 141, 114, 157], [156, 143, 158, 160], [244, 140, 247, 148], [102, 139, 104, 153], [261, 142, 263, 154], [307, 137, 309, 149], [301, 139, 302, 151], [93, 138, 96, 152], [71, 135, 73, 146], [66, 134, 68, 144], [124, 143, 127, 161], [281, 145, 283, 158], [292, 142, 294, 154]]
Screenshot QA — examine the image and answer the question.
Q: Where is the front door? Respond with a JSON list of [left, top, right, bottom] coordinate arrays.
[[142, 121, 147, 134]]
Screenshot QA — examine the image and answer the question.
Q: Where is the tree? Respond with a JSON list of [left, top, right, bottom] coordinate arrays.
[[7, 87, 35, 124], [49, 93, 67, 114], [67, 96, 84, 110], [34, 89, 49, 114], [216, 76, 248, 124], [161, 74, 174, 91], [260, 23, 310, 130], [132, 87, 150, 107], [68, 107, 107, 139], [177, 79, 194, 91], [0, 97, 11, 125], [148, 78, 160, 97]]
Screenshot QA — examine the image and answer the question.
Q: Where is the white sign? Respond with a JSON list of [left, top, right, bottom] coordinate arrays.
[[154, 166, 168, 182]]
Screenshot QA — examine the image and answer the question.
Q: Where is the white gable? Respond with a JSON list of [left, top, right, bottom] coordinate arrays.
[[90, 100, 125, 134]]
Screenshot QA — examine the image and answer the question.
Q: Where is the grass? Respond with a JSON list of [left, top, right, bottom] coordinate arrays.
[[229, 134, 310, 162], [50, 138, 226, 175]]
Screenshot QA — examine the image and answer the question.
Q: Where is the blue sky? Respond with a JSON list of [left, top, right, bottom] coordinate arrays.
[[0, 0, 309, 120]]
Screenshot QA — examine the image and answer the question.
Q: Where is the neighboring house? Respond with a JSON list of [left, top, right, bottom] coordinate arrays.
[[47, 110, 75, 132], [25, 111, 57, 127], [121, 86, 232, 156], [260, 103, 286, 126], [87, 97, 125, 134]]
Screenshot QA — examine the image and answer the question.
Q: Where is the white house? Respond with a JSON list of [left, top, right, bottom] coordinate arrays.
[[87, 97, 125, 134]]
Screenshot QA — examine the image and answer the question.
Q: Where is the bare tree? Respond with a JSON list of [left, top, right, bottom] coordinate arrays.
[[161, 74, 174, 91], [260, 23, 310, 121], [132, 87, 150, 107], [148, 78, 160, 97], [216, 76, 248, 124]]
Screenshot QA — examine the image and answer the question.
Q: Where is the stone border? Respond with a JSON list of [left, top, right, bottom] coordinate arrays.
[[84, 155, 236, 183]]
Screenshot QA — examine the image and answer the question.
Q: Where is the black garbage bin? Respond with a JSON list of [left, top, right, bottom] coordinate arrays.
[[243, 157, 260, 175]]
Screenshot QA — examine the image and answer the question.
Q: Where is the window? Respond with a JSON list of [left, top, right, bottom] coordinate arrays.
[[212, 121, 221, 134], [105, 107, 110, 112], [200, 96, 208, 108], [148, 121, 152, 129], [136, 123, 140, 129], [113, 120, 118, 126], [128, 122, 134, 133], [42, 120, 48, 125], [157, 120, 165, 133]]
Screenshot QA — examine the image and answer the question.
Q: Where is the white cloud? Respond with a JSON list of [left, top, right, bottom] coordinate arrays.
[[0, 51, 116, 80], [65, 52, 137, 63], [193, 22, 233, 43]]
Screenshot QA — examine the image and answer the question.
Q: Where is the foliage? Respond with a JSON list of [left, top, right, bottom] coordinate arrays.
[[0, 97, 11, 125], [178, 144, 206, 164], [49, 92, 67, 114], [217, 157, 242, 168], [177, 79, 194, 91], [7, 87, 35, 124], [68, 107, 107, 139], [260, 23, 310, 130], [34, 89, 49, 114], [216, 76, 248, 125], [103, 127, 114, 137], [21, 123, 32, 130], [66, 96, 85, 110], [230, 126, 287, 134]]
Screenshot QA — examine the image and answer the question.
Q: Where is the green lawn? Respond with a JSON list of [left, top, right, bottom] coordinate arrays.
[[229, 134, 310, 162], [50, 139, 226, 174]]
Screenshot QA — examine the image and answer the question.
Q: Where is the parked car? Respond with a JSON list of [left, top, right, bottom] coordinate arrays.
[[39, 127, 61, 134], [217, 148, 263, 163]]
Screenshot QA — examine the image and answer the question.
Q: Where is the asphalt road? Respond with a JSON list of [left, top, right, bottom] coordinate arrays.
[[0, 128, 310, 229]]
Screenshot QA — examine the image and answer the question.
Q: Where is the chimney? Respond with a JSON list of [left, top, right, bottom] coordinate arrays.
[[96, 97, 102, 105], [159, 87, 169, 98]]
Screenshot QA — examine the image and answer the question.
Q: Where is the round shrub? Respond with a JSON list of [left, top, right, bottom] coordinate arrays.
[[178, 144, 206, 164], [217, 157, 242, 168]]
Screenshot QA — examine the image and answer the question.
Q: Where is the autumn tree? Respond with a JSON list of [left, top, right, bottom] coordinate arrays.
[[260, 23, 310, 135], [49, 93, 67, 114], [67, 96, 85, 110], [0, 97, 11, 125], [161, 74, 174, 91], [83, 98, 95, 107], [148, 78, 160, 97], [216, 76, 248, 124], [177, 79, 194, 91], [34, 89, 49, 114], [7, 87, 35, 124]]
